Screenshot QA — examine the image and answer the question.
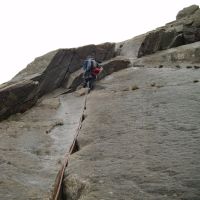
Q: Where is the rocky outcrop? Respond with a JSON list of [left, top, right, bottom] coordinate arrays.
[[0, 80, 39, 121], [176, 4, 199, 19], [134, 41, 200, 68], [97, 57, 131, 80], [13, 43, 116, 96], [0, 43, 115, 121], [1, 4, 200, 200], [62, 57, 131, 91], [115, 34, 146, 58], [138, 5, 200, 57], [2, 5, 200, 121]]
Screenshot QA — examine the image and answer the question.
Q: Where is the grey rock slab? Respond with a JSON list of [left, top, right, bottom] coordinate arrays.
[[133, 41, 200, 68], [0, 89, 85, 200], [63, 67, 200, 200]]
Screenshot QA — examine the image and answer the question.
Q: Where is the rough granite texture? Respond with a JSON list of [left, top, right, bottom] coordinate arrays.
[[0, 4, 200, 200], [63, 67, 200, 200], [0, 89, 85, 200]]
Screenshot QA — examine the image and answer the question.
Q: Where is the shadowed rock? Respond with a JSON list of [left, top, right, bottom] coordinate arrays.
[[138, 5, 200, 57], [0, 43, 115, 121], [0, 80, 39, 121], [97, 57, 131, 80]]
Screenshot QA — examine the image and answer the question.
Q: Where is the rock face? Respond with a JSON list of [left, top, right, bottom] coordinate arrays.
[[63, 67, 200, 200], [138, 5, 200, 57], [0, 89, 86, 200], [0, 4, 200, 200], [1, 5, 200, 121], [97, 57, 131, 80], [176, 4, 199, 19], [60, 57, 131, 91], [134, 41, 200, 68], [115, 34, 146, 58], [0, 43, 115, 121], [0, 80, 39, 121]]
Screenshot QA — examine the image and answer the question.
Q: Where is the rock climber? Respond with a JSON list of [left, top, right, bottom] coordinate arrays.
[[82, 56, 102, 90]]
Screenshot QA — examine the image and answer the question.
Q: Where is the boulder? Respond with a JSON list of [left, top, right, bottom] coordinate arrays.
[[176, 5, 199, 20]]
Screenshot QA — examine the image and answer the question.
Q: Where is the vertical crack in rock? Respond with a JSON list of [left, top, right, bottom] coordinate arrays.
[[71, 139, 80, 155], [52, 91, 88, 200], [1, 5, 200, 200]]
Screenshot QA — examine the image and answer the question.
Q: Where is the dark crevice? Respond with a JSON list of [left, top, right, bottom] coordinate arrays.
[[71, 139, 80, 154], [60, 182, 66, 200], [81, 114, 86, 122]]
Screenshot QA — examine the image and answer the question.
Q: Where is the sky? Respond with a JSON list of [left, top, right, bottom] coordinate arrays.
[[0, 0, 199, 84]]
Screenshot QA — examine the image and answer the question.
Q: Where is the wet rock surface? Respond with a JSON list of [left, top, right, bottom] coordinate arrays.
[[0, 89, 85, 200], [63, 67, 200, 200]]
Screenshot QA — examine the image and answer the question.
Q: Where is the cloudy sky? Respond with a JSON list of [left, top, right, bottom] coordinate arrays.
[[0, 0, 198, 84]]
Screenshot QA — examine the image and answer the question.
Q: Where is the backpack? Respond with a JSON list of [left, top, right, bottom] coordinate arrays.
[[83, 58, 94, 72]]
